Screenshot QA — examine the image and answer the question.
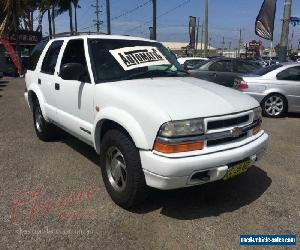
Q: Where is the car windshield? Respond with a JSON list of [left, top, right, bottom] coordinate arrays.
[[88, 39, 186, 83], [252, 64, 283, 76]]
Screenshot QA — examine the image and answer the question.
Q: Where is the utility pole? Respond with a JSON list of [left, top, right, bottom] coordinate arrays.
[[278, 0, 292, 62], [221, 36, 225, 55], [92, 0, 101, 32], [208, 37, 212, 56], [204, 0, 208, 57], [195, 18, 200, 55], [106, 0, 111, 34], [238, 28, 242, 57], [152, 0, 157, 40], [200, 22, 204, 56]]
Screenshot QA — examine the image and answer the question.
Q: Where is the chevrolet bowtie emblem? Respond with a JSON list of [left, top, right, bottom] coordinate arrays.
[[231, 127, 243, 137]]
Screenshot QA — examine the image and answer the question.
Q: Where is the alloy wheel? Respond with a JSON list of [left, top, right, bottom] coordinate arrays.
[[106, 146, 127, 192], [264, 95, 284, 116]]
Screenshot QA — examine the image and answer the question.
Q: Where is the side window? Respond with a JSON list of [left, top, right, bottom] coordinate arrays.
[[60, 39, 90, 82], [236, 61, 259, 74], [185, 59, 203, 67], [209, 60, 232, 72], [27, 40, 48, 71], [41, 40, 63, 74], [277, 67, 300, 81]]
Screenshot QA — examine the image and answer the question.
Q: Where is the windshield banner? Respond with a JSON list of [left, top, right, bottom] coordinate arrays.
[[109, 46, 169, 71]]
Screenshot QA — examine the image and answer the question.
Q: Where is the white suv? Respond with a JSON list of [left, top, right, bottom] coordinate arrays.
[[25, 34, 268, 208]]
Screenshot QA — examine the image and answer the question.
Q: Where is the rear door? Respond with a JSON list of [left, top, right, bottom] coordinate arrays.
[[207, 59, 234, 86], [276, 66, 300, 112], [38, 40, 64, 121]]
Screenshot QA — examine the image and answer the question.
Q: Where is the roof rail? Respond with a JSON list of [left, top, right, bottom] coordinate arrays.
[[42, 31, 108, 41]]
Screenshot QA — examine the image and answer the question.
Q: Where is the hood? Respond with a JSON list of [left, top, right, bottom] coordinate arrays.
[[102, 77, 259, 120]]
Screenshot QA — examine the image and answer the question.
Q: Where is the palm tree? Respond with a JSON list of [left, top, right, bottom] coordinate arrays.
[[57, 0, 74, 34]]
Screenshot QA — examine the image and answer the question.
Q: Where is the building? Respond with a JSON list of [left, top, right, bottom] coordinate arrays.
[[0, 30, 42, 75]]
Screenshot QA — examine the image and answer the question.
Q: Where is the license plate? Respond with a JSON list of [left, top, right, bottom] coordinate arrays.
[[223, 160, 251, 180]]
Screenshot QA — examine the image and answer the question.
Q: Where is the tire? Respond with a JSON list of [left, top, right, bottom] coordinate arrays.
[[100, 129, 148, 208], [32, 99, 57, 141], [261, 94, 287, 118]]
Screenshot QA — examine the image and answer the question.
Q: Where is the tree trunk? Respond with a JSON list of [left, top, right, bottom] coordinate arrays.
[[30, 10, 34, 31], [69, 2, 73, 34], [48, 8, 52, 37], [36, 10, 45, 33], [51, 5, 56, 35], [74, 3, 78, 33]]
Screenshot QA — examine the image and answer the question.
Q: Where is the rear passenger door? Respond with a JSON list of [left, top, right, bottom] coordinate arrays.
[[207, 59, 234, 86], [55, 39, 95, 143], [39, 40, 64, 121]]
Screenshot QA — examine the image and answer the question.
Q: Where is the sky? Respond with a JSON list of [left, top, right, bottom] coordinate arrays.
[[41, 0, 300, 49]]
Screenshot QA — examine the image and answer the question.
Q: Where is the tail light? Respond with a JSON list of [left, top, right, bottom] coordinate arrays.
[[236, 80, 248, 90]]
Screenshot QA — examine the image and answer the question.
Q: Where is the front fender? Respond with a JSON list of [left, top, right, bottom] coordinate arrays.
[[264, 87, 287, 96], [93, 107, 150, 154]]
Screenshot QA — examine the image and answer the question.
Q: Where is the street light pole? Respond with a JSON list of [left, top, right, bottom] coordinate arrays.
[[279, 0, 292, 62], [195, 18, 200, 55], [204, 0, 208, 57], [238, 28, 242, 57]]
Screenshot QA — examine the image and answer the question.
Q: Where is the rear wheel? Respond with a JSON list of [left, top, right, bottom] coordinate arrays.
[[100, 129, 148, 208], [33, 100, 57, 141], [261, 94, 287, 118]]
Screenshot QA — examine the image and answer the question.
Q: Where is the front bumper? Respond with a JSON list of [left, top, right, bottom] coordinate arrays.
[[140, 132, 268, 190]]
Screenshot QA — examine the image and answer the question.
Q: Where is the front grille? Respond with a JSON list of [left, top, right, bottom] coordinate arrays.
[[207, 132, 248, 147], [207, 115, 249, 130]]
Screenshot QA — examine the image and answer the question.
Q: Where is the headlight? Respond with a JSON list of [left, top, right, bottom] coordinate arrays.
[[158, 118, 205, 138], [253, 107, 262, 121]]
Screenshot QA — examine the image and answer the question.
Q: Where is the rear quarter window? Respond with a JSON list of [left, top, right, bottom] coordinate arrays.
[[27, 40, 48, 71]]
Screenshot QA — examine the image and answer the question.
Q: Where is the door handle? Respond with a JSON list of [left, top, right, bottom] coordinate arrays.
[[208, 73, 217, 77], [55, 83, 60, 90]]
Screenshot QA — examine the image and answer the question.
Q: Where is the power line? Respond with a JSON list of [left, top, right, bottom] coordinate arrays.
[[123, 0, 192, 34], [111, 0, 152, 21]]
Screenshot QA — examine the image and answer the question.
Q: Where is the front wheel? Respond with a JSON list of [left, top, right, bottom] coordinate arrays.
[[261, 94, 287, 118], [100, 129, 148, 208]]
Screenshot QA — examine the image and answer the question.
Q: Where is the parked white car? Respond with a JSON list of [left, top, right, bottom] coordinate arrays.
[[177, 57, 208, 69], [25, 34, 268, 208]]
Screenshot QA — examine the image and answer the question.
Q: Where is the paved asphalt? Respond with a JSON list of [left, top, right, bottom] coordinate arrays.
[[0, 77, 299, 250]]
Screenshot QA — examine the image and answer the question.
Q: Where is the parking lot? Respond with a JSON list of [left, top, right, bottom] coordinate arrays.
[[0, 77, 299, 249]]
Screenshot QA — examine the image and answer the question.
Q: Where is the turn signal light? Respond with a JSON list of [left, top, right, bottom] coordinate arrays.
[[252, 124, 261, 135], [153, 141, 204, 154]]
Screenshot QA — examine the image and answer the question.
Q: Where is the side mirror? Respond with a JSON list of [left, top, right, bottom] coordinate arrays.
[[60, 63, 85, 81]]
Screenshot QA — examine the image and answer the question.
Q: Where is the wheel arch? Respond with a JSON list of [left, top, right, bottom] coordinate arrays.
[[93, 108, 150, 154], [27, 86, 48, 119], [260, 92, 289, 108]]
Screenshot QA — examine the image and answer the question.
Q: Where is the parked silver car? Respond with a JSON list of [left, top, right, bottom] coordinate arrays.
[[235, 63, 300, 117]]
